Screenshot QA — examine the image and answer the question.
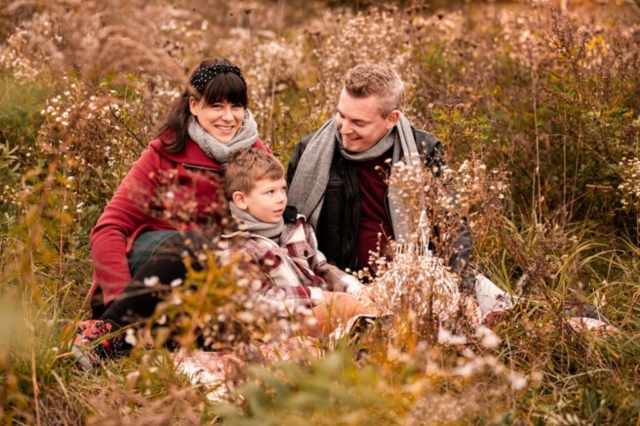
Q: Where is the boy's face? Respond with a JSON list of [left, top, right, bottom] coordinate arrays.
[[234, 178, 287, 223]]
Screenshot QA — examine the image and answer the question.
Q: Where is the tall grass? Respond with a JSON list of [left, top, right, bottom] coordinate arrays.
[[1, 0, 639, 424]]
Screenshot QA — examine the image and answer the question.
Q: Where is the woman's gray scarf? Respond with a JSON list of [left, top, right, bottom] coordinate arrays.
[[188, 109, 258, 163], [287, 113, 419, 242], [229, 202, 284, 243]]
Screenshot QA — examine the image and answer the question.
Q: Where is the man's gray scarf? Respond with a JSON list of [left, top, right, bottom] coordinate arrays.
[[188, 109, 258, 163], [229, 202, 284, 243], [287, 113, 419, 242]]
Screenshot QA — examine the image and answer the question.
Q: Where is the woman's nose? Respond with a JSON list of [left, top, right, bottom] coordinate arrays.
[[221, 107, 233, 120]]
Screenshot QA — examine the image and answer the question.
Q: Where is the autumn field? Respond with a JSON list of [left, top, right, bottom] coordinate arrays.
[[1, 0, 640, 424]]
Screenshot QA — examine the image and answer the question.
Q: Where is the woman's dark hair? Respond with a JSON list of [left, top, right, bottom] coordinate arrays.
[[157, 58, 248, 153]]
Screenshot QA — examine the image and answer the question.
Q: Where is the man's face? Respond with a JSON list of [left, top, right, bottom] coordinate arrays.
[[336, 89, 398, 153]]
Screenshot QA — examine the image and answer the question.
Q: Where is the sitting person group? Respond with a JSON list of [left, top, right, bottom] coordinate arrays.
[[71, 59, 518, 369]]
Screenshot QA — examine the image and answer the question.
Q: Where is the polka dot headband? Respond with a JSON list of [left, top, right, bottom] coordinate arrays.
[[190, 65, 246, 93]]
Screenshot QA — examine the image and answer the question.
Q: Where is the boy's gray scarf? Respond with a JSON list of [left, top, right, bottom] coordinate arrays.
[[229, 202, 284, 244], [188, 109, 258, 163], [287, 113, 419, 242]]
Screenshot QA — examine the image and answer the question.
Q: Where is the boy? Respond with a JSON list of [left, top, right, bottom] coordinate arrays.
[[223, 148, 376, 332]]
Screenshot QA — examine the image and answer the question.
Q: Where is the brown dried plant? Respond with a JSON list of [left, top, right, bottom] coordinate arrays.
[[140, 231, 310, 356], [304, 7, 417, 121], [368, 155, 507, 345], [0, 0, 207, 85]]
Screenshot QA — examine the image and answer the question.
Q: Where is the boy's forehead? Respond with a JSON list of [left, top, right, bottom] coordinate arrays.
[[252, 177, 286, 188]]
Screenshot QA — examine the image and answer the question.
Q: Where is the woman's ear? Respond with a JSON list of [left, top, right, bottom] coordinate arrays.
[[232, 191, 248, 210], [188, 96, 200, 116]]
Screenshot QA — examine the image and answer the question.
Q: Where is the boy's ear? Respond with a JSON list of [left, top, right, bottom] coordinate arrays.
[[232, 191, 248, 210]]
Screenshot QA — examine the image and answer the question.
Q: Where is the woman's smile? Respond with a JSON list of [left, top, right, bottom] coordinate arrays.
[[189, 99, 245, 143]]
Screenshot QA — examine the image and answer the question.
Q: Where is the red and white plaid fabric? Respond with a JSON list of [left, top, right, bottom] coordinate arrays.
[[171, 337, 322, 401], [227, 218, 365, 313]]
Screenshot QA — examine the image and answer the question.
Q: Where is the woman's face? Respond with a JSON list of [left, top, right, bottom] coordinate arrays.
[[189, 98, 245, 143]]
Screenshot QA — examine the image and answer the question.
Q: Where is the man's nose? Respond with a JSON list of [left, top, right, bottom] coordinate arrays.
[[340, 120, 352, 134]]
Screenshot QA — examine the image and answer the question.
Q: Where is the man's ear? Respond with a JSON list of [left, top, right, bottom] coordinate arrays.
[[385, 110, 400, 129], [232, 191, 249, 210], [188, 96, 200, 116]]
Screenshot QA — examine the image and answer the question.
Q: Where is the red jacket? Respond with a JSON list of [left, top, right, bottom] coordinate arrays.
[[90, 132, 269, 309]]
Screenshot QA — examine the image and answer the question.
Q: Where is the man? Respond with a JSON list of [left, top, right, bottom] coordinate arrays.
[[286, 63, 512, 316]]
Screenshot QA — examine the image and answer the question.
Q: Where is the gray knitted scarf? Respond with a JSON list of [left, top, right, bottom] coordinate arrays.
[[188, 109, 259, 163], [229, 202, 284, 243], [287, 113, 419, 242]]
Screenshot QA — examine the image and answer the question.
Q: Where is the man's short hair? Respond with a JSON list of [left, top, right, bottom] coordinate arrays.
[[224, 148, 285, 198], [344, 64, 404, 117]]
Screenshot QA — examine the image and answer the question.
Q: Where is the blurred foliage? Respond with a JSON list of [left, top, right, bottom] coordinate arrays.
[[214, 350, 408, 425]]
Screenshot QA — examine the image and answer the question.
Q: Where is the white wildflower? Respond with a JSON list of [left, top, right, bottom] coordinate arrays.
[[237, 312, 255, 323], [144, 276, 159, 287], [124, 329, 138, 346], [438, 328, 467, 345], [507, 371, 527, 390]]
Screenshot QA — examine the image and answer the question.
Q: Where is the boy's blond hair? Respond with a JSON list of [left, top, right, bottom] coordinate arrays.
[[224, 148, 285, 198]]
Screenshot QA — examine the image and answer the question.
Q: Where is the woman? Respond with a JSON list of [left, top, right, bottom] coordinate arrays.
[[88, 58, 268, 319]]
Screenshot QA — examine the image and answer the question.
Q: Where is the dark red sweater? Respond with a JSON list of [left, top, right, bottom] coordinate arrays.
[[356, 150, 393, 272]]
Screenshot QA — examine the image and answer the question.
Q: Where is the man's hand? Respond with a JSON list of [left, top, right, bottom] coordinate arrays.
[[356, 288, 376, 307], [303, 291, 378, 338]]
